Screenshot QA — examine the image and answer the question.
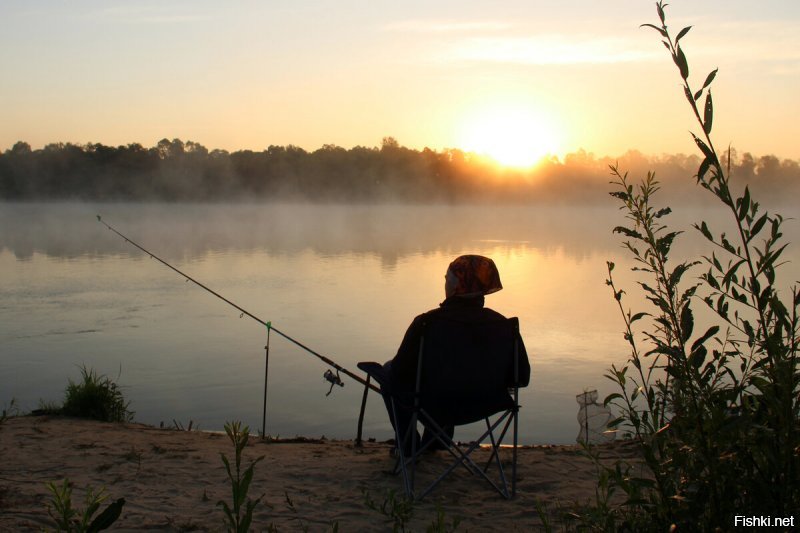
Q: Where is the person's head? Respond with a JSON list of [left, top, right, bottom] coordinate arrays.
[[444, 255, 502, 298]]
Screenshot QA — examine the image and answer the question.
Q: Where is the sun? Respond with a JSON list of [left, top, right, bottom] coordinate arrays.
[[457, 105, 561, 169]]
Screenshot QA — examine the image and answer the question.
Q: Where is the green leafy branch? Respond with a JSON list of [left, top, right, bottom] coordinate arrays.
[[46, 478, 125, 532], [218, 421, 265, 533]]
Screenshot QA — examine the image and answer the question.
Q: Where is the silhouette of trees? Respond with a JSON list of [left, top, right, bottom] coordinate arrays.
[[0, 138, 797, 203]]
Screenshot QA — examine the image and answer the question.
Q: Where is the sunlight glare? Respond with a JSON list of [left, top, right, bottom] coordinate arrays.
[[457, 105, 562, 168]]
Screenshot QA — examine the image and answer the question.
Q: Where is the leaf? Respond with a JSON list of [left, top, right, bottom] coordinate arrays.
[[87, 498, 126, 533], [690, 345, 707, 369], [716, 296, 729, 319], [749, 213, 769, 241], [641, 23, 668, 38], [743, 320, 755, 345], [702, 68, 718, 89], [676, 26, 692, 43], [738, 186, 751, 222], [691, 326, 720, 352], [654, 207, 672, 219], [703, 271, 720, 291], [680, 305, 694, 343], [692, 134, 714, 160], [758, 286, 774, 310], [684, 85, 694, 105], [695, 220, 713, 241], [694, 157, 712, 184], [657, 2, 666, 24], [694, 88, 704, 102], [609, 191, 628, 201], [720, 234, 737, 255], [703, 92, 714, 134], [657, 231, 680, 256], [765, 265, 776, 285], [220, 453, 233, 479], [668, 263, 691, 289], [604, 393, 623, 407], [675, 46, 689, 79], [240, 468, 255, 507], [761, 243, 789, 272], [722, 259, 746, 288], [613, 226, 644, 239], [630, 312, 649, 323]]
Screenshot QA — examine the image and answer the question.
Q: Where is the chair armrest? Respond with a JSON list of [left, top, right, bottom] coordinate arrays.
[[357, 362, 390, 388]]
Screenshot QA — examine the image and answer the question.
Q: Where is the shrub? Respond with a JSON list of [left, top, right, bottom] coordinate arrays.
[[574, 2, 800, 530]]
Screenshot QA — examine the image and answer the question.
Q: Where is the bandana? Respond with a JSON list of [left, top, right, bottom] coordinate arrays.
[[447, 255, 503, 297]]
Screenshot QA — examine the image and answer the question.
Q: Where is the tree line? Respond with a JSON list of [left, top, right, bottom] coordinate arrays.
[[1, 137, 798, 203]]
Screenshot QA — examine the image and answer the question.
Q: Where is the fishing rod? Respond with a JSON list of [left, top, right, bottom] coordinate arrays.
[[96, 215, 379, 395]]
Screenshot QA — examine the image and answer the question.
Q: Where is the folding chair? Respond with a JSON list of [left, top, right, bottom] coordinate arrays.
[[358, 315, 527, 501]]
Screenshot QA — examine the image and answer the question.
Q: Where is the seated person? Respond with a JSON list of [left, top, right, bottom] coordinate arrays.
[[380, 254, 530, 453]]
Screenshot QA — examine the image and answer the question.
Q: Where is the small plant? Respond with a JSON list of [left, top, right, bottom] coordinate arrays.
[[62, 366, 133, 422], [1, 398, 17, 425], [172, 419, 196, 431], [36, 399, 63, 415], [362, 488, 415, 533], [426, 504, 461, 533], [218, 421, 265, 533], [46, 478, 125, 532]]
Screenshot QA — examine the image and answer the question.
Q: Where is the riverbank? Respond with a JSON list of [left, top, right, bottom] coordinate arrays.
[[0, 416, 638, 531]]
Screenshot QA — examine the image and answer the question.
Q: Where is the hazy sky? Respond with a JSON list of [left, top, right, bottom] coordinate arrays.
[[2, 1, 798, 163]]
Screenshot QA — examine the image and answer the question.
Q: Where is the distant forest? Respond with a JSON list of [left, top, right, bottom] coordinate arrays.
[[1, 137, 798, 204]]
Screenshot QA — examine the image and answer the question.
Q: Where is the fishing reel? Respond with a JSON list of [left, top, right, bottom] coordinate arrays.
[[323, 369, 344, 396]]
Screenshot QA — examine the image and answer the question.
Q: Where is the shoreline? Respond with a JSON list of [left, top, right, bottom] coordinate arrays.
[[0, 415, 638, 531]]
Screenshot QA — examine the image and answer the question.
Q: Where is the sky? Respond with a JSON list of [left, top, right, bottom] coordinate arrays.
[[1, 0, 799, 164]]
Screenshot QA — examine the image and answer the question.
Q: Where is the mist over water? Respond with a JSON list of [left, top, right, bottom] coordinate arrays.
[[1, 201, 798, 444]]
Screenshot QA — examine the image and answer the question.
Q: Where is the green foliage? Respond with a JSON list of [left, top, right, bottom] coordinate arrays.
[[280, 490, 341, 532], [578, 2, 800, 530], [425, 504, 461, 533], [362, 488, 416, 533], [217, 421, 265, 533], [361, 488, 461, 533], [61, 366, 133, 423], [45, 478, 125, 532]]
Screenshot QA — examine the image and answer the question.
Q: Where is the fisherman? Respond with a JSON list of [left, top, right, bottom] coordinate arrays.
[[379, 254, 530, 453]]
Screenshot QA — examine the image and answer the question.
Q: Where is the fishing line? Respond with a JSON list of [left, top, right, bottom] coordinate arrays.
[[96, 215, 378, 394]]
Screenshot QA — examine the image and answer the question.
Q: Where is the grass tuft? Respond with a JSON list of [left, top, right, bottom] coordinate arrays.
[[62, 366, 134, 423]]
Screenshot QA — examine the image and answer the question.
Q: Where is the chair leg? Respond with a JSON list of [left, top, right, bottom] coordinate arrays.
[[512, 406, 519, 499], [483, 417, 511, 499], [483, 414, 514, 473], [355, 375, 371, 447], [390, 398, 413, 498], [417, 410, 513, 501]]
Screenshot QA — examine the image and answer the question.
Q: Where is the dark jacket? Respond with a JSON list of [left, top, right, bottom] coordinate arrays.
[[389, 295, 531, 390]]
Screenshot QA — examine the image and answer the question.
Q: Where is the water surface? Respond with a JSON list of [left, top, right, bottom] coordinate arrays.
[[1, 202, 797, 443]]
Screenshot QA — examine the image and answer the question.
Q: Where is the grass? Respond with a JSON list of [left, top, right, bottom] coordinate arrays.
[[1, 398, 17, 425], [61, 366, 133, 423]]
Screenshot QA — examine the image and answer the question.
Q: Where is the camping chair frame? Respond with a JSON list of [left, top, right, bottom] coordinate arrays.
[[358, 316, 524, 501]]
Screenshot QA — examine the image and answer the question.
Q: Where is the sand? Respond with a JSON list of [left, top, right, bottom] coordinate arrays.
[[0, 416, 636, 531]]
